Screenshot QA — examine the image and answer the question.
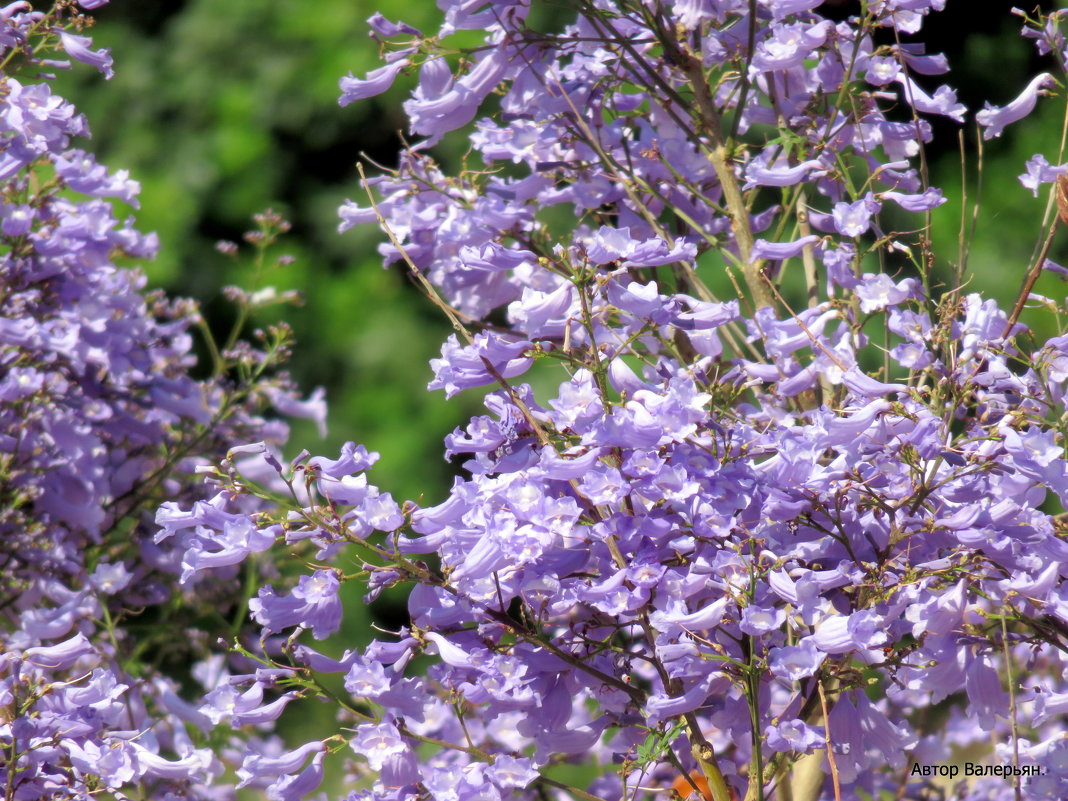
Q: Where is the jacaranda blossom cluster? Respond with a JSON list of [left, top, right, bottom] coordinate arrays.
[[8, 1, 1068, 801], [0, 2, 324, 799]]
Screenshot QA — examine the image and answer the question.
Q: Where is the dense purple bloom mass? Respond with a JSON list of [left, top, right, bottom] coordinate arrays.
[[8, 1, 1068, 801], [319, 2, 1068, 799], [0, 3, 322, 799]]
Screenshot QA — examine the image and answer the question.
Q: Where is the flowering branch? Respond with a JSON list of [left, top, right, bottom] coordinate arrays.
[[11, 2, 1068, 801]]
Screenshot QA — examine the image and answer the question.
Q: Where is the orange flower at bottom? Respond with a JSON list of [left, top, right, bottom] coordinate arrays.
[[670, 771, 739, 801], [671, 771, 712, 800]]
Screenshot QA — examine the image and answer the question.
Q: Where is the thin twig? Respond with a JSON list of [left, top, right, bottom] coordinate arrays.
[[537, 774, 612, 801], [685, 714, 733, 801], [796, 191, 819, 311], [1001, 615, 1022, 801], [356, 163, 475, 347], [357, 163, 553, 445], [1002, 217, 1060, 339], [681, 58, 774, 311], [817, 680, 842, 801]]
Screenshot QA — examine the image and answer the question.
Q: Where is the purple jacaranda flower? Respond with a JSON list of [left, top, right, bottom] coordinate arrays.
[[880, 187, 945, 212], [842, 368, 908, 398], [156, 491, 239, 541], [344, 658, 392, 698], [424, 631, 483, 668], [315, 470, 369, 506], [977, 73, 1055, 139], [671, 0, 717, 29], [153, 677, 212, 731], [339, 60, 410, 106], [237, 741, 325, 790], [65, 739, 137, 788], [0, 203, 33, 235], [1044, 258, 1068, 279], [819, 242, 858, 289], [0, 366, 43, 401], [88, 562, 132, 595], [366, 12, 421, 39], [1016, 737, 1068, 799], [358, 488, 405, 531], [751, 235, 820, 262], [812, 609, 888, 655], [674, 297, 739, 330], [764, 0, 823, 20], [131, 743, 217, 783], [896, 75, 966, 121], [607, 278, 678, 321], [428, 333, 533, 398], [606, 356, 643, 394], [865, 56, 900, 85], [888, 307, 932, 342], [23, 632, 95, 670], [1034, 686, 1068, 725], [292, 643, 361, 674], [488, 754, 539, 790], [752, 21, 832, 72], [587, 399, 662, 448], [854, 273, 917, 312], [337, 199, 377, 233], [768, 638, 825, 681], [201, 682, 264, 726], [765, 719, 825, 754], [249, 570, 342, 639], [829, 690, 916, 784], [585, 226, 695, 267], [440, 0, 529, 33], [895, 43, 949, 75], [768, 568, 843, 625], [0, 0, 31, 21], [743, 149, 826, 189], [877, 0, 945, 34], [1019, 153, 1067, 196], [57, 32, 113, 78], [739, 605, 786, 635], [579, 464, 627, 508], [264, 386, 327, 438], [957, 293, 1017, 360], [964, 652, 1008, 728], [309, 441, 379, 478], [508, 283, 575, 338], [640, 670, 726, 726], [270, 751, 326, 801], [351, 718, 410, 771], [890, 342, 934, 369], [832, 194, 881, 237], [404, 44, 514, 141], [179, 516, 276, 583]]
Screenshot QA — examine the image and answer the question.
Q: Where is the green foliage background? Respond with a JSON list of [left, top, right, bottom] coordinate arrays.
[[57, 0, 484, 512]]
